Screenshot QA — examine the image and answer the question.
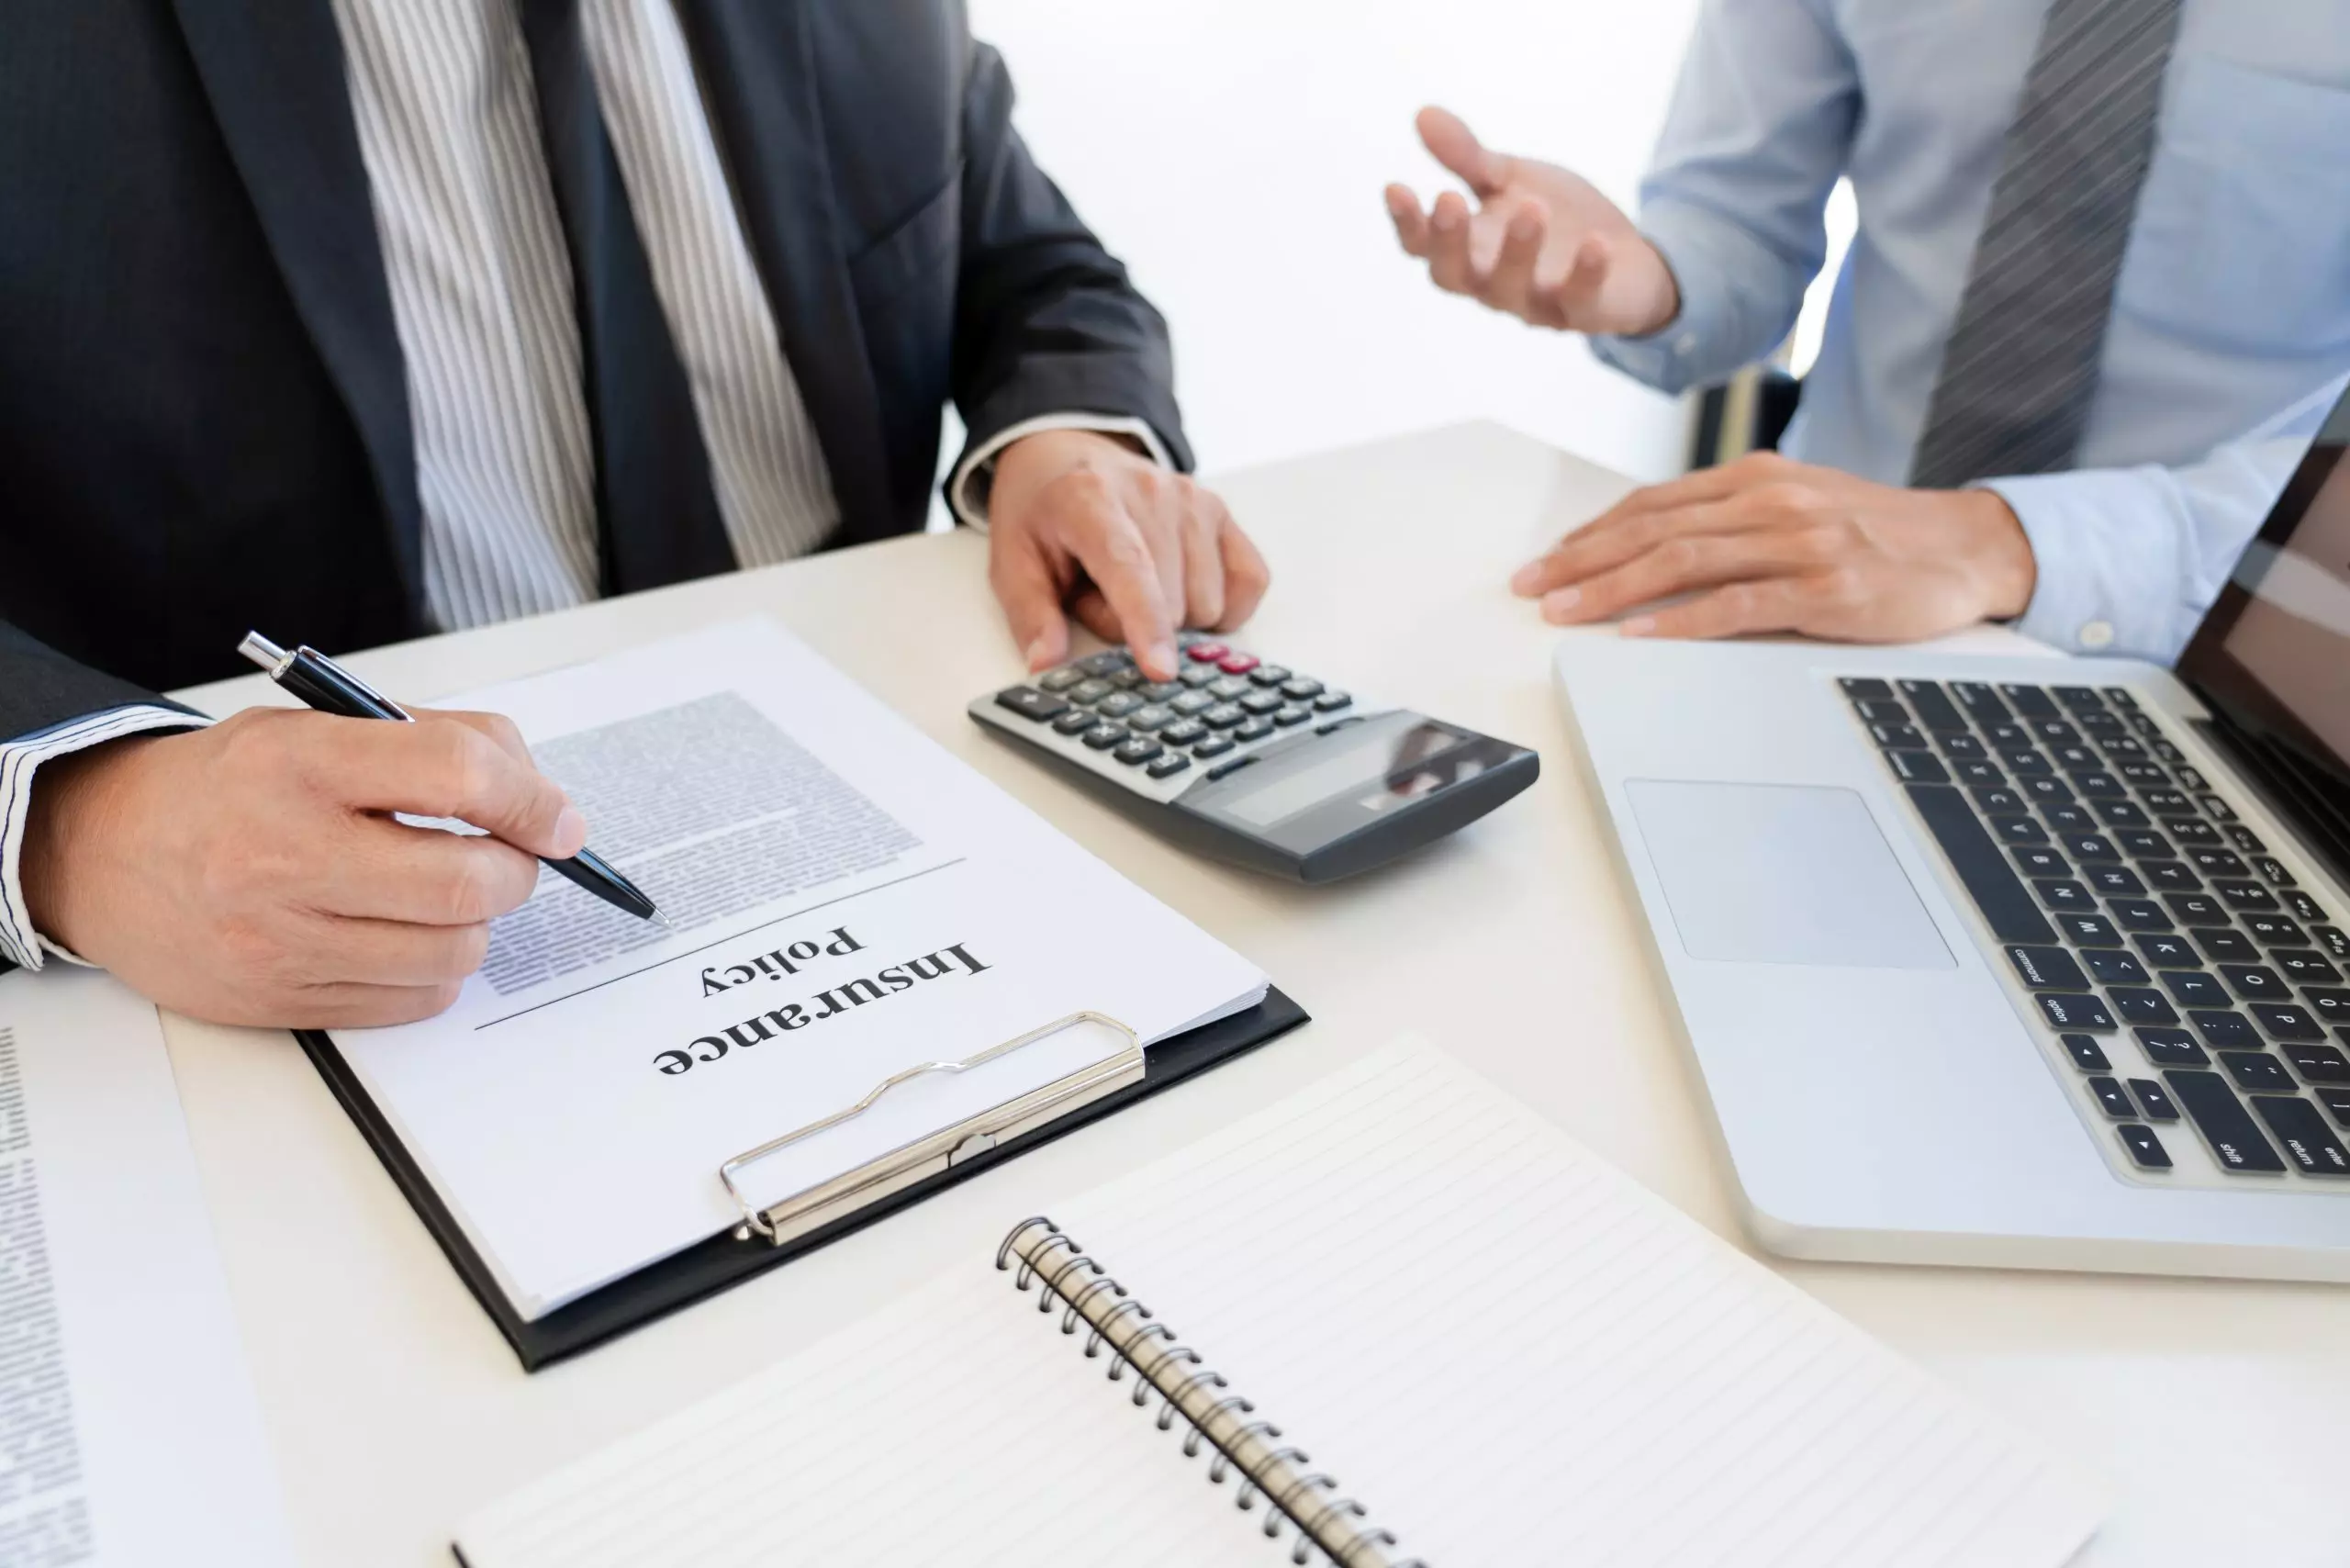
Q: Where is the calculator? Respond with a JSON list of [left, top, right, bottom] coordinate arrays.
[[969, 633, 1539, 882]]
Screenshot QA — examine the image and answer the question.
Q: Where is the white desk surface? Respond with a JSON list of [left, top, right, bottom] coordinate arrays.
[[169, 423, 2343, 1566]]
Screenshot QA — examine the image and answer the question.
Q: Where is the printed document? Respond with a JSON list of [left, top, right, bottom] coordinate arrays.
[[0, 968, 295, 1568], [329, 620, 1268, 1319]]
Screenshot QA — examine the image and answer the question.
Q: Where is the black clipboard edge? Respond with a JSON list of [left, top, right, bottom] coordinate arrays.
[[296, 985, 1307, 1371]]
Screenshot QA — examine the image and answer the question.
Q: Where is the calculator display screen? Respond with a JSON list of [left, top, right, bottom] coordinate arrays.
[[1222, 722, 1471, 828]]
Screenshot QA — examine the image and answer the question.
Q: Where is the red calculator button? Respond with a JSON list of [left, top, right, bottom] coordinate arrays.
[[1217, 652, 1259, 674], [1185, 642, 1227, 662]]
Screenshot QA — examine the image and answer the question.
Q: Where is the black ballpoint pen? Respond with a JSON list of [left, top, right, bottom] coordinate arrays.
[[237, 632, 670, 928]]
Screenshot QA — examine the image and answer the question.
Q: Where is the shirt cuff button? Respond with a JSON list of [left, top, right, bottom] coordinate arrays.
[[2078, 621, 2116, 651]]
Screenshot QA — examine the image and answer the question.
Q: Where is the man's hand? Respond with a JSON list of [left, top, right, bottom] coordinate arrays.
[[986, 428, 1270, 682], [1511, 453, 2038, 642], [19, 707, 585, 1028], [1385, 106, 1681, 338]]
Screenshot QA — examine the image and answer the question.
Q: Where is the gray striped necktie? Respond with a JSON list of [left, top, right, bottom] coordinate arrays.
[[1908, 0, 2186, 489]]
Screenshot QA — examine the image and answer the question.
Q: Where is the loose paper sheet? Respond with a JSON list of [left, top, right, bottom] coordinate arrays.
[[0, 968, 296, 1568], [330, 620, 1267, 1317]]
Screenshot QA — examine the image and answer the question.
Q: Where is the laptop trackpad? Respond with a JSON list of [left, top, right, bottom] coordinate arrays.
[[1627, 780, 1953, 969]]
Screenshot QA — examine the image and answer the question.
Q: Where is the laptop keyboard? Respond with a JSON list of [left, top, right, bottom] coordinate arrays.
[[1846, 678, 2350, 1183]]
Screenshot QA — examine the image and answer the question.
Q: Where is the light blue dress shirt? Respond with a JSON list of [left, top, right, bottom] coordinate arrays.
[[1592, 0, 2350, 662]]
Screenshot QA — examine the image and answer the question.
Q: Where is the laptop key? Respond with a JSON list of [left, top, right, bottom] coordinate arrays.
[[2319, 927, 2350, 961], [2050, 743, 2099, 772], [2056, 913, 2124, 947], [2190, 1010, 2263, 1050], [2121, 829, 2178, 860], [1840, 677, 1894, 701], [2248, 1096, 2350, 1176], [2023, 776, 2076, 806], [2158, 970, 2227, 1009], [2221, 1051, 2296, 1093], [2107, 900, 2172, 933], [1937, 733, 1988, 760], [2129, 1079, 2181, 1122], [2319, 1088, 2350, 1129], [2136, 934, 2198, 967], [2033, 879, 2095, 912], [2000, 749, 2053, 778], [1871, 722, 1928, 751], [2012, 846, 2069, 879], [2002, 684, 2060, 718], [2186, 848, 2249, 879], [2255, 857, 2296, 887], [2137, 785, 2191, 812], [1951, 680, 2010, 723], [2194, 928, 2260, 963], [2250, 1003, 2323, 1043], [2218, 964, 2288, 1002], [2105, 687, 2140, 709], [2143, 861, 2201, 892], [2031, 719, 2082, 746], [1953, 759, 2006, 788], [2086, 867, 2144, 897], [2073, 771, 2126, 798], [1974, 786, 2027, 814], [2165, 893, 2226, 925], [1984, 722, 2033, 749], [2084, 949, 2151, 984], [2118, 1123, 2174, 1170], [2224, 824, 2266, 854], [2008, 946, 2089, 991], [2061, 833, 2121, 862], [2040, 993, 2117, 1032], [2053, 685, 2106, 711], [2093, 799, 2151, 829], [1854, 699, 1908, 725], [2165, 818, 2223, 847], [1885, 749, 1950, 785], [2280, 1042, 2350, 1084], [2111, 988, 2180, 1026], [2061, 1034, 2111, 1070], [2242, 913, 2308, 947], [2165, 1071, 2287, 1173], [1897, 679, 1969, 732], [2135, 1028, 2209, 1067], [2286, 890, 2331, 924], [1990, 814, 2050, 846], [2199, 794, 2239, 822], [2043, 805, 2098, 834], [2214, 880, 2279, 913], [2085, 1077, 2136, 1119], [2301, 989, 2350, 1025]]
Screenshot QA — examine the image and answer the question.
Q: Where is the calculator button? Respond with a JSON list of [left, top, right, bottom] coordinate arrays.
[[1050, 709, 1096, 736], [1192, 736, 1237, 759], [1079, 650, 1133, 676], [1159, 720, 1207, 745], [1279, 677, 1324, 700], [993, 686, 1069, 722], [1145, 752, 1192, 779], [1136, 680, 1186, 702], [1038, 666, 1086, 692], [1235, 716, 1276, 742], [1106, 668, 1147, 690], [1112, 736, 1163, 766], [1311, 690, 1354, 712], [1208, 675, 1253, 700], [1080, 723, 1125, 750], [1272, 705, 1312, 727], [1093, 692, 1144, 719], [1217, 652, 1259, 674], [1202, 703, 1247, 729], [1184, 642, 1227, 662], [1178, 665, 1220, 688], [1238, 690, 1283, 715], [1126, 704, 1175, 731], [1248, 665, 1291, 686], [1069, 678, 1114, 703], [1170, 690, 1215, 715]]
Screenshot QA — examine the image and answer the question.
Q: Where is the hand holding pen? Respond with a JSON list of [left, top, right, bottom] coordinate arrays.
[[17, 636, 662, 1031]]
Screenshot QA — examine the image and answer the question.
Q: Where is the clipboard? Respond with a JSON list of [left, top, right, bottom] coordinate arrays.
[[295, 986, 1306, 1370]]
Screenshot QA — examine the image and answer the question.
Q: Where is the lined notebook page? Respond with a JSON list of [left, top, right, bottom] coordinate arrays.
[[458, 1041, 2104, 1567]]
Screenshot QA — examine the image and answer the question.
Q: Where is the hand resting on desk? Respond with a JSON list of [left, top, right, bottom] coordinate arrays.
[[1511, 452, 2041, 643], [18, 708, 583, 1027]]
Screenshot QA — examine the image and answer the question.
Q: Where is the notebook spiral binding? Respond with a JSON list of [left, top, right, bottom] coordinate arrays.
[[998, 1217, 1426, 1568]]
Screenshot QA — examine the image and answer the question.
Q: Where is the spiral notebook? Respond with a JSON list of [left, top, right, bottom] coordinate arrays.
[[454, 1041, 2107, 1566]]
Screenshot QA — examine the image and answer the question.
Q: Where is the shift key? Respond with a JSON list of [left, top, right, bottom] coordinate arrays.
[[2164, 1070, 2287, 1173]]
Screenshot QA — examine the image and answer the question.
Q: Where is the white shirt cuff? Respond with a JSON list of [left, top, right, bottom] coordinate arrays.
[[1, 705, 207, 971], [948, 413, 1174, 532]]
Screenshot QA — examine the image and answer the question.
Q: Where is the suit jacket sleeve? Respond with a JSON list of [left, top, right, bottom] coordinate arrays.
[[946, 41, 1193, 476], [0, 621, 200, 744]]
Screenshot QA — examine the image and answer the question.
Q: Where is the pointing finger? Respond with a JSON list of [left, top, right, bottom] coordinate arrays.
[[1416, 106, 1510, 197]]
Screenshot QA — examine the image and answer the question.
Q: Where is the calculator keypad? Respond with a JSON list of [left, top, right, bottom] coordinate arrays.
[[988, 633, 1358, 786]]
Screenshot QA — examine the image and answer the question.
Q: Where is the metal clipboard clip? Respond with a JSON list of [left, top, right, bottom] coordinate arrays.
[[718, 1011, 1144, 1246]]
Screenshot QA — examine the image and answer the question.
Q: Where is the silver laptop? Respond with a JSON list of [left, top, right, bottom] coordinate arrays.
[[1557, 388, 2350, 1282]]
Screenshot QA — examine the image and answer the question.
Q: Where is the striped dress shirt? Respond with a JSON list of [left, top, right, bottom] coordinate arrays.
[[0, 0, 1157, 970]]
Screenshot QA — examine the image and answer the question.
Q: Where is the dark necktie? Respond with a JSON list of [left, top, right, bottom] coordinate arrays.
[[1908, 0, 2187, 489], [517, 0, 738, 593]]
